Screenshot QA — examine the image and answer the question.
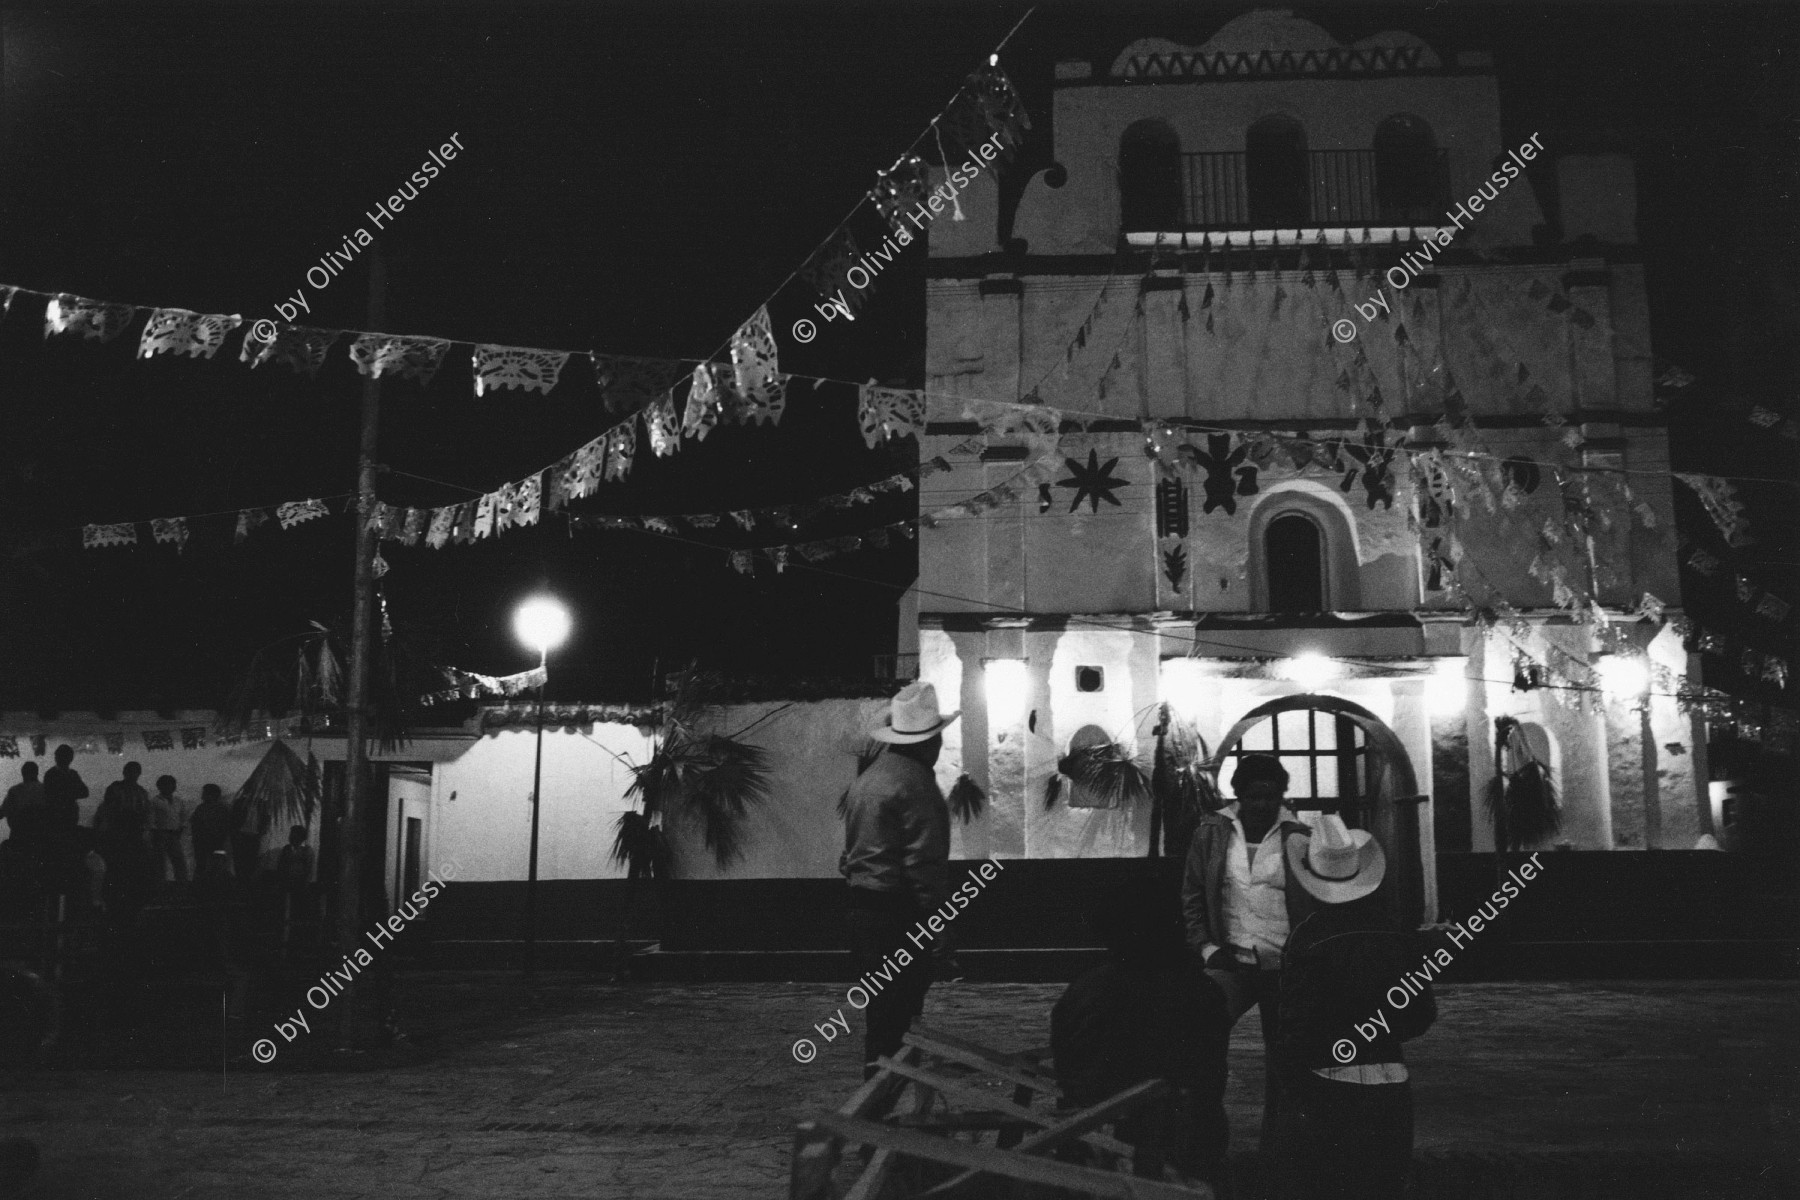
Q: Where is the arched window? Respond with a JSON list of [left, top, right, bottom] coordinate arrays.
[[1119, 120, 1183, 232], [1266, 512, 1326, 613], [1374, 115, 1441, 224], [1246, 116, 1309, 227], [1224, 706, 1371, 818]]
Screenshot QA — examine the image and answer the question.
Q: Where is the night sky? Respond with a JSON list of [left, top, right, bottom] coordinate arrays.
[[1, 1, 1794, 713]]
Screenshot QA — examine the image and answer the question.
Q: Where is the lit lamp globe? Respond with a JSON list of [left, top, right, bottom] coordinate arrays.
[[514, 596, 572, 660]]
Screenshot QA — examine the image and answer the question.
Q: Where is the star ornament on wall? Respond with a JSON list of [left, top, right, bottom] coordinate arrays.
[[1054, 449, 1130, 513]]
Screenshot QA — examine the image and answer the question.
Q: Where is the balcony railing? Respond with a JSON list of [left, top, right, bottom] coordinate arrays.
[[1170, 148, 1451, 231]]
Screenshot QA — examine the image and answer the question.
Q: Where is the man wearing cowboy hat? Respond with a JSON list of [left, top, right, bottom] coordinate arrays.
[[1180, 753, 1316, 1153], [840, 681, 958, 1076], [1275, 813, 1435, 1199]]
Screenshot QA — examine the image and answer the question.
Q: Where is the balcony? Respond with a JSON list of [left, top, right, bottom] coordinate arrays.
[[1136, 148, 1452, 233]]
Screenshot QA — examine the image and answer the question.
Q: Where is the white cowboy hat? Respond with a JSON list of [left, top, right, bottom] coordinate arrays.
[[1286, 812, 1386, 903], [869, 681, 960, 744]]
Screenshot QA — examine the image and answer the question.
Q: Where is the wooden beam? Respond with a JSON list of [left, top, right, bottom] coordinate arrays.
[[917, 1080, 1172, 1199], [873, 1056, 1135, 1159], [789, 1121, 840, 1200], [838, 1043, 920, 1119], [807, 1113, 1213, 1200], [841, 1080, 934, 1200], [903, 1030, 1064, 1098]]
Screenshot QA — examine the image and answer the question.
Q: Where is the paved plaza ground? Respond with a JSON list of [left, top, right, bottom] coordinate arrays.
[[1, 974, 1794, 1199]]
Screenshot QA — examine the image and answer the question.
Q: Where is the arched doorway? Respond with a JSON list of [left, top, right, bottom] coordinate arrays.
[[1211, 694, 1431, 927], [1119, 119, 1183, 232], [1246, 115, 1309, 227]]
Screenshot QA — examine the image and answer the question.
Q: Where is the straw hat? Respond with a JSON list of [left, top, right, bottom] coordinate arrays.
[[1286, 812, 1386, 903], [869, 682, 960, 744]]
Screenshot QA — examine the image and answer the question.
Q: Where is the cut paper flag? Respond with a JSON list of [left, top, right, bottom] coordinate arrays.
[[82, 522, 137, 549], [942, 61, 1032, 160], [46, 294, 137, 343], [150, 517, 190, 548], [643, 394, 682, 457], [472, 344, 570, 397], [868, 153, 928, 238], [563, 438, 602, 501], [349, 334, 451, 384], [1756, 593, 1792, 622], [240, 323, 341, 375], [235, 508, 270, 542], [728, 306, 785, 425], [603, 423, 636, 482], [275, 499, 330, 529], [858, 384, 927, 448], [799, 229, 866, 314], [682, 364, 725, 441], [591, 355, 688, 417], [426, 506, 455, 549], [1675, 472, 1753, 547], [137, 308, 243, 360], [513, 474, 542, 527], [420, 665, 548, 705]]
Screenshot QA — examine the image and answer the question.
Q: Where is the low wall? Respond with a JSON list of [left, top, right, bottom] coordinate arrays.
[[417, 851, 1798, 980]]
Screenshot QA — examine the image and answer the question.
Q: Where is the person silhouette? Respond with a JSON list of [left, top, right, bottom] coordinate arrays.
[[42, 746, 88, 834], [41, 746, 90, 899], [1, 763, 48, 858], [93, 762, 152, 924]]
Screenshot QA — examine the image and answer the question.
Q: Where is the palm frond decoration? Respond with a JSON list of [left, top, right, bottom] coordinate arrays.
[[1484, 716, 1562, 851], [609, 810, 672, 880], [221, 623, 340, 735], [1151, 705, 1213, 857], [1051, 737, 1152, 811], [231, 739, 320, 834], [625, 689, 772, 870], [947, 773, 986, 823]]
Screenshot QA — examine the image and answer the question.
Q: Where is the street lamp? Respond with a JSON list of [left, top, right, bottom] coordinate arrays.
[[513, 595, 571, 978]]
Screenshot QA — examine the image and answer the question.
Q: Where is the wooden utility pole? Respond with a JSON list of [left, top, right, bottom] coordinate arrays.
[[337, 246, 385, 1045]]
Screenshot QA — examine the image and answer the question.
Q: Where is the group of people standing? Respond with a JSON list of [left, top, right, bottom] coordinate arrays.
[[839, 682, 1435, 1199], [0, 748, 307, 924]]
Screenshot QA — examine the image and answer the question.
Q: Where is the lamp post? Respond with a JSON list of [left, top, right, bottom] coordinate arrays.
[[513, 595, 571, 978]]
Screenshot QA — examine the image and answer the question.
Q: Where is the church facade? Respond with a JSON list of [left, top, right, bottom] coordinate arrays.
[[905, 11, 1706, 919]]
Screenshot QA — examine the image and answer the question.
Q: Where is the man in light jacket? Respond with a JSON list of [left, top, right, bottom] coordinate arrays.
[[1181, 753, 1315, 1153], [840, 681, 957, 1076]]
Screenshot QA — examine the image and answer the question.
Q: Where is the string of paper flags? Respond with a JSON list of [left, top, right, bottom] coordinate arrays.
[[419, 665, 546, 707], [0, 717, 307, 759], [375, 466, 927, 553], [48, 240, 1781, 553], [11, 46, 1034, 544]]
